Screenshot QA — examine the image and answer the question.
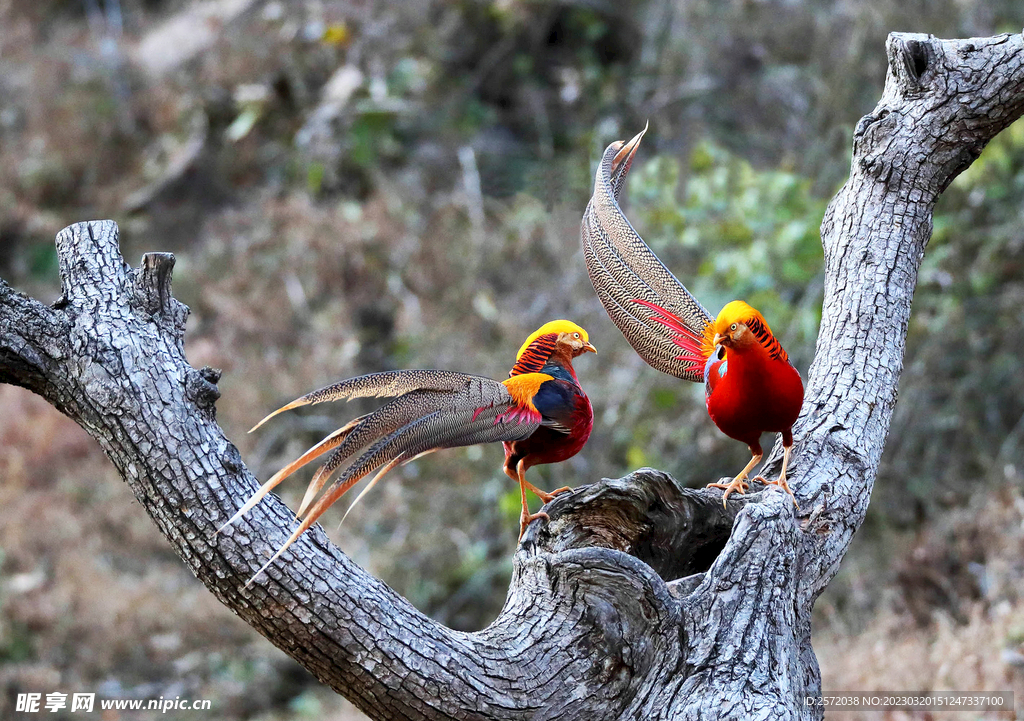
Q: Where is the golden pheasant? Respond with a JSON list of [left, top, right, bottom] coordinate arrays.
[[581, 126, 803, 506], [224, 320, 595, 582]]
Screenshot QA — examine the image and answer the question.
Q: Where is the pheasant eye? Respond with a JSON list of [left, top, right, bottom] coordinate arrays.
[[573, 333, 580, 338], [730, 323, 738, 331]]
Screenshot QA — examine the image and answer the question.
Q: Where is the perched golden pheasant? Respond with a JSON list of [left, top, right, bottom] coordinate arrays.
[[225, 320, 595, 582], [582, 126, 803, 506]]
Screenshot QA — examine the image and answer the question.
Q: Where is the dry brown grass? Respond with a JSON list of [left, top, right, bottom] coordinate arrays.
[[815, 489, 1024, 721]]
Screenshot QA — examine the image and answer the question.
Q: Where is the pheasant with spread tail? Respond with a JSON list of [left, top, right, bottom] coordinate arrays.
[[225, 320, 595, 583], [581, 126, 803, 506]]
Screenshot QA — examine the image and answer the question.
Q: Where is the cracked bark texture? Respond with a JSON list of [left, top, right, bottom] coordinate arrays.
[[1, 32, 1023, 721]]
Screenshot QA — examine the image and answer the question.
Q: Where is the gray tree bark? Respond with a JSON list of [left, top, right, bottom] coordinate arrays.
[[2, 31, 1023, 721]]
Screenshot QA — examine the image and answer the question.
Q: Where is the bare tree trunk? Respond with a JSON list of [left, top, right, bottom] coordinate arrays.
[[2, 32, 1023, 721]]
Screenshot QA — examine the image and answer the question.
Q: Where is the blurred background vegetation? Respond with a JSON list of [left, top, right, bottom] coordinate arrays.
[[2, 0, 1023, 719]]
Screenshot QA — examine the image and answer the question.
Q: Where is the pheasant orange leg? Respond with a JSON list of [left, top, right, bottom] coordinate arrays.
[[707, 443, 762, 506], [760, 431, 798, 507], [510, 459, 549, 539]]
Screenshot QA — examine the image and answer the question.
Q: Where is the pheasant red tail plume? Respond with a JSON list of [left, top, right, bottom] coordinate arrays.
[[631, 299, 713, 375]]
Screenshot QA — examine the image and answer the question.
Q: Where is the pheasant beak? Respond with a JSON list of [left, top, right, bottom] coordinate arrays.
[[582, 341, 597, 354], [610, 121, 649, 178], [712, 333, 725, 347]]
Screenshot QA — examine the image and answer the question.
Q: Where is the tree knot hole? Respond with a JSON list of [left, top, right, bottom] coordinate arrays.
[[906, 39, 929, 81], [531, 471, 739, 584]]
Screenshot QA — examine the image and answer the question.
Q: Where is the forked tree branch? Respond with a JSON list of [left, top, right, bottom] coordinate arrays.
[[2, 31, 1023, 720]]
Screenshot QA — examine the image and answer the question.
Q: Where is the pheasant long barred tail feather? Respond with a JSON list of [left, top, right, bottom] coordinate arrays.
[[304, 386, 540, 508], [580, 246, 687, 373], [582, 207, 705, 377], [246, 397, 541, 585], [293, 389, 452, 516], [230, 372, 515, 532], [215, 416, 365, 534], [235, 389, 453, 527], [582, 129, 715, 382], [248, 370, 496, 432]]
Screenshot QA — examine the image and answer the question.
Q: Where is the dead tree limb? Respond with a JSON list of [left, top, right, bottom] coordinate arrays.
[[2, 31, 1023, 720]]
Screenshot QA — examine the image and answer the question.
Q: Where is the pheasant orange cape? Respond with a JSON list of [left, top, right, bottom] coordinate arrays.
[[581, 126, 804, 505], [224, 321, 595, 583]]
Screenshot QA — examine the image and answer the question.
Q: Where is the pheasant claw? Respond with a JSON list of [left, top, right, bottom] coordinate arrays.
[[519, 510, 550, 541], [707, 476, 750, 507], [762, 475, 799, 509]]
